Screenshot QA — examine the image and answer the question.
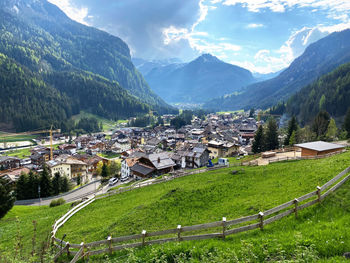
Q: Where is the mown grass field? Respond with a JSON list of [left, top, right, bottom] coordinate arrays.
[[56, 152, 350, 243], [0, 133, 37, 142], [101, 181, 350, 262], [70, 111, 119, 132], [5, 147, 32, 158], [97, 152, 121, 159], [1, 151, 350, 262]]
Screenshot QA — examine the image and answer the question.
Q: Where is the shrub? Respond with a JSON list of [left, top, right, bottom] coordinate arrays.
[[49, 198, 65, 208]]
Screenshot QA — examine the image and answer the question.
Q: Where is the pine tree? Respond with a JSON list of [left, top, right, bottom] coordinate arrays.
[[289, 130, 296, 146], [326, 118, 337, 141], [39, 166, 52, 198], [344, 108, 350, 139], [284, 115, 298, 145], [265, 118, 279, 151], [101, 163, 109, 178], [27, 171, 39, 199], [60, 176, 70, 193], [252, 125, 264, 153], [16, 173, 28, 200], [312, 111, 330, 140], [0, 178, 15, 219], [52, 172, 61, 195]]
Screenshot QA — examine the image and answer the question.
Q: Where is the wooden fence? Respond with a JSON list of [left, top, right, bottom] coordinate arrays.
[[51, 166, 350, 262], [268, 150, 346, 164]]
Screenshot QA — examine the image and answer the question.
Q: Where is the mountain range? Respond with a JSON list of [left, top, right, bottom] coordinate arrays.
[[138, 53, 256, 104], [0, 0, 175, 131], [203, 29, 350, 111]]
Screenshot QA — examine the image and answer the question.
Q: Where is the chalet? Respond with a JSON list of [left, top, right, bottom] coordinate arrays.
[[74, 136, 94, 149], [173, 147, 210, 169], [121, 158, 139, 179], [58, 144, 77, 155], [47, 160, 71, 178], [0, 167, 30, 183], [129, 152, 175, 179], [130, 163, 155, 178], [207, 140, 239, 159], [295, 141, 345, 157], [75, 155, 105, 174], [53, 155, 88, 182], [0, 156, 21, 170], [30, 153, 49, 167], [190, 129, 204, 140]]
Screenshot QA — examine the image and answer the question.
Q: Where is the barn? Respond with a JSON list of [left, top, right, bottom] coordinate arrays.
[[295, 141, 345, 157]]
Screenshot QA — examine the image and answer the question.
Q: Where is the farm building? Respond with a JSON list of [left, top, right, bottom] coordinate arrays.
[[295, 141, 345, 157]]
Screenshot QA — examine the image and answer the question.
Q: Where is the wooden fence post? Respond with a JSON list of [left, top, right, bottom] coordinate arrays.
[[80, 242, 85, 261], [66, 242, 70, 257], [222, 217, 227, 239], [294, 198, 299, 218], [142, 230, 146, 246], [177, 225, 182, 241], [51, 234, 55, 247], [316, 186, 321, 203], [258, 212, 264, 230], [107, 236, 112, 254]]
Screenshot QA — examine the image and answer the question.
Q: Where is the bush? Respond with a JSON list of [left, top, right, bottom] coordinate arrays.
[[49, 198, 65, 207]]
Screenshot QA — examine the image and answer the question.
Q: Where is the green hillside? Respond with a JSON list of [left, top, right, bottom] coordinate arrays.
[[1, 151, 350, 262], [0, 53, 149, 131], [287, 62, 350, 125], [0, 0, 174, 112], [0, 0, 176, 131]]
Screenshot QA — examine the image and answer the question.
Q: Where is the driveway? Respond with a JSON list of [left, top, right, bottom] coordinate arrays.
[[257, 150, 302, 166]]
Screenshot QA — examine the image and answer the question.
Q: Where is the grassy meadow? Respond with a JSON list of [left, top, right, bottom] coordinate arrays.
[[56, 151, 350, 243], [1, 151, 350, 262], [70, 111, 119, 132]]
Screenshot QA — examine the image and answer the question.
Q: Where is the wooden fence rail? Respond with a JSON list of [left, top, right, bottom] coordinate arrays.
[[52, 166, 350, 262]]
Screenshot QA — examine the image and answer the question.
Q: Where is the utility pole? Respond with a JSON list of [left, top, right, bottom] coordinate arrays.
[[38, 185, 41, 206]]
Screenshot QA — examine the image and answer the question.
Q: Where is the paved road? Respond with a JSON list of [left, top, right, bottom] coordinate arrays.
[[15, 178, 134, 206], [15, 180, 101, 206]]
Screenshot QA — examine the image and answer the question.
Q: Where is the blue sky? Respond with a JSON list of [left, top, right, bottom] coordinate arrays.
[[48, 0, 350, 73]]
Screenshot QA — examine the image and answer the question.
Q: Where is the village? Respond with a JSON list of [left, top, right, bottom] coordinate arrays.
[[0, 110, 346, 194]]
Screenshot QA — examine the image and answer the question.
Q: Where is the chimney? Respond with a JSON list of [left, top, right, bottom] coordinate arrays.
[[158, 157, 161, 163]]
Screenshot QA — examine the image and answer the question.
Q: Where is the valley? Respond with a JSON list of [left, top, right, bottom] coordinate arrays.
[[1, 0, 350, 262]]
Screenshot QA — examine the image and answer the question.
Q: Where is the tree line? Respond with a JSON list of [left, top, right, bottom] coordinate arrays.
[[253, 108, 350, 154], [16, 167, 71, 200]]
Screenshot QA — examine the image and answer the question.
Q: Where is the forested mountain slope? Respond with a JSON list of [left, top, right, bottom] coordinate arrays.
[[0, 53, 149, 131], [286, 62, 350, 125]]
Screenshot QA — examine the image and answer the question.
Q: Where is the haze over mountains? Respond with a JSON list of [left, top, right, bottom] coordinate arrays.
[[0, 0, 176, 131], [136, 53, 256, 104]]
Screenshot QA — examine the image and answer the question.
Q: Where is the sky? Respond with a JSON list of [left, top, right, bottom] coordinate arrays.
[[48, 0, 350, 73]]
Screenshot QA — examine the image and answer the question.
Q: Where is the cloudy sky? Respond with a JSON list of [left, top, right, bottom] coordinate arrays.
[[48, 0, 350, 73]]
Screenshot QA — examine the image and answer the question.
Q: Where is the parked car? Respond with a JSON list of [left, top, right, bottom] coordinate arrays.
[[108, 177, 118, 186], [121, 176, 129, 182]]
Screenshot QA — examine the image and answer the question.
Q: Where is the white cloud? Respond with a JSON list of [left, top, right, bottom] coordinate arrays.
[[222, 0, 350, 14], [162, 0, 242, 59], [223, 0, 285, 13], [48, 0, 89, 25], [246, 23, 264, 29]]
